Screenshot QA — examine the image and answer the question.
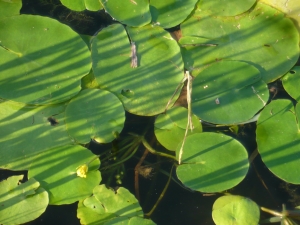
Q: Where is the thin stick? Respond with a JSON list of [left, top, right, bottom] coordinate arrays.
[[164, 75, 187, 113], [131, 42, 138, 68], [145, 164, 174, 218], [134, 149, 149, 201], [178, 71, 193, 164]]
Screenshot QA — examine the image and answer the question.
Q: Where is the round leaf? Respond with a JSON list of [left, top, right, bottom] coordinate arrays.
[[191, 61, 269, 124], [155, 106, 202, 150], [176, 133, 249, 192], [282, 66, 300, 101], [65, 89, 125, 144], [212, 195, 260, 225], [0, 175, 49, 225], [0, 0, 22, 19], [28, 145, 101, 205], [0, 101, 73, 170], [150, 0, 198, 28], [256, 99, 300, 184], [180, 2, 299, 83], [77, 184, 143, 224], [91, 24, 184, 116], [60, 0, 102, 11], [0, 15, 91, 104], [198, 0, 256, 16], [100, 0, 151, 27]]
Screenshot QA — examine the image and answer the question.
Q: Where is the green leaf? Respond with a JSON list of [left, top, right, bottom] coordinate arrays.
[[0, 175, 48, 225], [0, 0, 22, 19], [282, 66, 300, 101], [150, 0, 198, 28], [60, 0, 103, 11], [100, 0, 151, 27], [0, 15, 91, 104], [0, 100, 72, 170], [191, 61, 269, 124], [104, 216, 156, 225], [65, 89, 125, 144], [256, 99, 300, 184], [91, 23, 184, 116], [28, 145, 101, 205], [212, 195, 260, 225], [259, 0, 300, 35], [180, 2, 299, 83], [154, 106, 202, 150], [77, 184, 144, 224], [176, 133, 249, 192], [198, 0, 256, 16]]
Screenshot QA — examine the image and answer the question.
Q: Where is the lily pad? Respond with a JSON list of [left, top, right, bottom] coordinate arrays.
[[0, 15, 91, 104], [100, 0, 151, 27], [91, 23, 184, 116], [150, 0, 198, 28], [28, 144, 101, 205], [0, 0, 22, 19], [256, 99, 300, 184], [282, 66, 300, 101], [0, 175, 48, 225], [176, 132, 249, 192], [154, 106, 202, 150], [259, 0, 300, 34], [104, 216, 156, 225], [180, 2, 299, 83], [191, 61, 269, 124], [212, 195, 260, 225], [77, 184, 144, 224], [198, 0, 256, 16], [60, 0, 102, 11], [0, 100, 72, 170], [65, 88, 125, 144]]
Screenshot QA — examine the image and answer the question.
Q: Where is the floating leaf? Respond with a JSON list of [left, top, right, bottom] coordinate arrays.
[[28, 145, 101, 205], [0, 100, 72, 170], [191, 61, 269, 124], [65, 89, 125, 144], [0, 15, 91, 104], [282, 66, 300, 101], [104, 216, 156, 225], [91, 23, 184, 116], [256, 99, 300, 184], [176, 133, 249, 192], [77, 184, 144, 224], [150, 0, 198, 28], [180, 2, 299, 83], [0, 0, 22, 19], [212, 195, 260, 225], [155, 106, 202, 150], [259, 0, 300, 34], [0, 175, 48, 225], [60, 0, 102, 11], [198, 0, 256, 16], [100, 0, 151, 27]]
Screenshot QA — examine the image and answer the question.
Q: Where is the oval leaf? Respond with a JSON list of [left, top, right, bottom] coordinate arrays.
[[180, 2, 299, 83], [0, 175, 49, 225], [192, 61, 269, 124], [212, 195, 260, 225], [100, 0, 151, 27], [28, 145, 101, 205], [176, 132, 249, 192], [65, 89, 125, 144], [91, 24, 184, 116], [0, 15, 91, 104], [256, 99, 300, 184]]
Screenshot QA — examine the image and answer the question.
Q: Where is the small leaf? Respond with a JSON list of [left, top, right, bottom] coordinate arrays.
[[0, 175, 49, 225]]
